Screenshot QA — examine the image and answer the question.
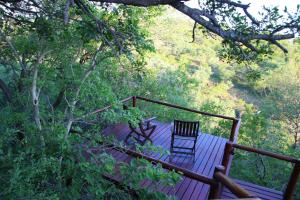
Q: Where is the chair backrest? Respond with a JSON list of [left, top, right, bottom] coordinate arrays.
[[173, 120, 200, 137]]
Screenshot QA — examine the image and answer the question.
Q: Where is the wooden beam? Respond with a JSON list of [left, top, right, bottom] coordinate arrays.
[[229, 118, 241, 142], [112, 145, 216, 185], [136, 96, 237, 121], [214, 171, 255, 198], [78, 96, 133, 118], [232, 143, 300, 164], [209, 165, 225, 199], [284, 163, 300, 200], [221, 142, 234, 175], [213, 166, 256, 198], [132, 96, 136, 107]]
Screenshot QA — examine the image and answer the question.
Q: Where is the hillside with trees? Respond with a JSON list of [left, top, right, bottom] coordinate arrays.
[[146, 9, 300, 195]]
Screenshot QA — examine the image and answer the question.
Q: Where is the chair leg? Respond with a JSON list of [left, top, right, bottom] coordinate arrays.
[[125, 131, 133, 144], [193, 151, 196, 162], [170, 135, 175, 162], [193, 138, 197, 162], [170, 135, 174, 154]]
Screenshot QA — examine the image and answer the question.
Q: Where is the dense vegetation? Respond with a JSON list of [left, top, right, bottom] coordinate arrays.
[[0, 1, 299, 199]]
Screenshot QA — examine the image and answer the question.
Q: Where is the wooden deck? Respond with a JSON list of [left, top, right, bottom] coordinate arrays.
[[102, 121, 227, 200], [83, 96, 299, 199], [101, 121, 285, 200]]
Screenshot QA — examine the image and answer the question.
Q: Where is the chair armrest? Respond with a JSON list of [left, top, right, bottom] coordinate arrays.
[[142, 116, 157, 124], [141, 117, 157, 130]]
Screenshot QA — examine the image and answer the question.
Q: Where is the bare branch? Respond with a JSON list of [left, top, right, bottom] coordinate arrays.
[[191, 21, 197, 43], [32, 64, 42, 131], [243, 7, 260, 26], [215, 0, 249, 9], [1, 0, 298, 54], [270, 40, 288, 53], [84, 0, 298, 53], [90, 0, 188, 7], [171, 2, 295, 52]]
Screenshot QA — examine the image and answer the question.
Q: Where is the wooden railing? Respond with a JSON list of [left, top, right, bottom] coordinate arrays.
[[133, 96, 241, 143], [81, 96, 241, 142], [103, 142, 255, 200], [221, 141, 300, 200], [111, 144, 216, 185], [209, 165, 258, 199], [79, 96, 299, 199], [135, 96, 237, 121]]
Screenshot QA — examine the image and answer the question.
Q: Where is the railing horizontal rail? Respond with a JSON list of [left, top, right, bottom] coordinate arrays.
[[231, 143, 300, 164], [89, 96, 133, 115], [136, 96, 237, 121], [228, 142, 300, 199], [112, 145, 216, 185], [75, 96, 133, 121]]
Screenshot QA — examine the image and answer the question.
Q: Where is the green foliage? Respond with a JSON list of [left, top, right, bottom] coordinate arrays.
[[0, 3, 179, 200], [0, 3, 300, 200], [120, 158, 181, 199]]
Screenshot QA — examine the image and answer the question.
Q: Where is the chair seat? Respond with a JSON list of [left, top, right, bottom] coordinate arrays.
[[172, 146, 195, 150], [173, 135, 199, 140]]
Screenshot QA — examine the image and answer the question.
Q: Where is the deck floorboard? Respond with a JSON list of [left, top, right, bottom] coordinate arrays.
[[221, 179, 283, 200]]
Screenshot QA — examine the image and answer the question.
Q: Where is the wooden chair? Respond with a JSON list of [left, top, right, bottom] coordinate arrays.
[[125, 117, 157, 145], [170, 120, 200, 162]]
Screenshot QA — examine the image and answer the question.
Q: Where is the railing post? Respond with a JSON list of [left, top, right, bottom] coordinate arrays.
[[209, 165, 225, 199], [132, 96, 136, 107], [229, 120, 238, 142], [229, 110, 242, 142], [222, 142, 234, 175], [284, 162, 300, 200], [229, 119, 241, 143]]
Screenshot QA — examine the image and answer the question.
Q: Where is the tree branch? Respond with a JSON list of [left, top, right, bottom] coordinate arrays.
[[53, 86, 66, 109], [0, 78, 12, 103], [190, 21, 197, 43], [85, 0, 298, 53], [215, 0, 249, 9], [171, 2, 295, 51], [1, 0, 299, 54], [64, 44, 108, 136], [90, 0, 188, 7], [32, 63, 42, 131]]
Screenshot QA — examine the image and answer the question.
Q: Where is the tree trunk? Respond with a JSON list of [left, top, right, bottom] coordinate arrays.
[[32, 65, 42, 131], [64, 45, 105, 137], [0, 78, 12, 103]]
